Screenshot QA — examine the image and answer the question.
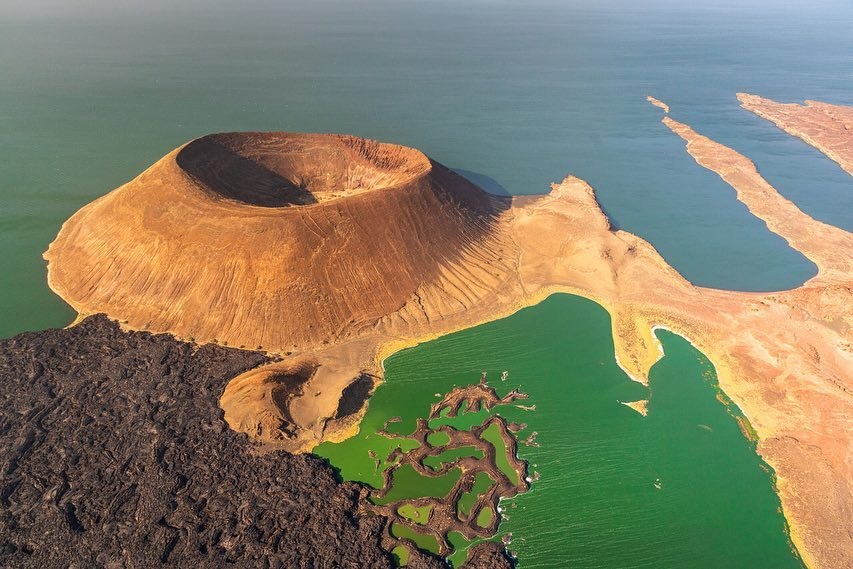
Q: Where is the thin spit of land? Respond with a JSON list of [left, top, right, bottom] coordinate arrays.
[[43, 95, 853, 568], [646, 96, 670, 114], [738, 93, 853, 175], [369, 380, 529, 559]]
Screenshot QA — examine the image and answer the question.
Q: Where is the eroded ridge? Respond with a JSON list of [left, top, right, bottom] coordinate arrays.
[[368, 384, 529, 560], [219, 359, 320, 442], [738, 93, 853, 175]]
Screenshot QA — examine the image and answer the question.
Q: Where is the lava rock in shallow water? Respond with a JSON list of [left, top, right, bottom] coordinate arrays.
[[465, 542, 515, 569], [0, 315, 511, 568]]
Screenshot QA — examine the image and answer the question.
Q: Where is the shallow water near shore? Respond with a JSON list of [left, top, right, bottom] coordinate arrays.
[[316, 294, 803, 567]]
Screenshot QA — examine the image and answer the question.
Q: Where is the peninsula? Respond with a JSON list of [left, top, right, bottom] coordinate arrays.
[[738, 93, 853, 175], [42, 97, 853, 568]]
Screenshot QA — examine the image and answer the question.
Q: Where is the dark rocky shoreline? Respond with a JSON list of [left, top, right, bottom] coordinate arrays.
[[0, 316, 511, 568]]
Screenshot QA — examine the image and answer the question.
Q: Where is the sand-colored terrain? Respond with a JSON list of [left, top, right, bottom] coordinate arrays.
[[621, 399, 649, 417], [738, 92, 853, 175], [45, 99, 852, 568], [646, 95, 670, 114]]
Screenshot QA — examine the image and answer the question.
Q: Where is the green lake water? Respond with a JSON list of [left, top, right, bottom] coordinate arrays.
[[2, 1, 849, 566], [316, 295, 803, 567]]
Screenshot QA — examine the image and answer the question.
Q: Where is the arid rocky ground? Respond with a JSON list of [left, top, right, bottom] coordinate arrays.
[[0, 315, 511, 568]]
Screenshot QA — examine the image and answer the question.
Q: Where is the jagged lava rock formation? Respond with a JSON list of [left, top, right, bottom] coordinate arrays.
[[0, 316, 508, 569], [0, 316, 392, 568]]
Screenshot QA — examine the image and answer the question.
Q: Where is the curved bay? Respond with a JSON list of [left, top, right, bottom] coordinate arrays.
[[317, 294, 803, 567]]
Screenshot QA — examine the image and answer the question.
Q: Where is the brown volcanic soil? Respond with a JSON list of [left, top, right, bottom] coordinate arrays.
[[45, 131, 512, 356], [0, 316, 506, 569]]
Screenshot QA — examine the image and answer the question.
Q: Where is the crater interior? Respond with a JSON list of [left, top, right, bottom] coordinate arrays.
[[175, 132, 432, 207]]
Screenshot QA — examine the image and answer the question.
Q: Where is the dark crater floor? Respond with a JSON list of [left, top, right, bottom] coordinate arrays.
[[0, 316, 511, 568]]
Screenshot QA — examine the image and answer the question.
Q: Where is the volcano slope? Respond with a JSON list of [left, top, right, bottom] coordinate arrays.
[[43, 100, 853, 569]]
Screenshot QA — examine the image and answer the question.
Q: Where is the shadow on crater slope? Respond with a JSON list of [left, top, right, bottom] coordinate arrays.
[[176, 132, 435, 207]]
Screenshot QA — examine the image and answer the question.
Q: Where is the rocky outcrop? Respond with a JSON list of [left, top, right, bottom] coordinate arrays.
[[464, 542, 515, 569]]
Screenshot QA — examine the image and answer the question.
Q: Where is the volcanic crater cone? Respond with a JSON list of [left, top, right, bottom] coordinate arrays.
[[45, 132, 519, 449], [46, 132, 514, 353]]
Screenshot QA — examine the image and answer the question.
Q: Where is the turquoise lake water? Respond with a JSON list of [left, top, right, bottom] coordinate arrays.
[[1, 1, 850, 566]]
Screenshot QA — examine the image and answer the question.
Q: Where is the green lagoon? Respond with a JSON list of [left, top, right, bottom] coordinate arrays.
[[317, 294, 803, 567]]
